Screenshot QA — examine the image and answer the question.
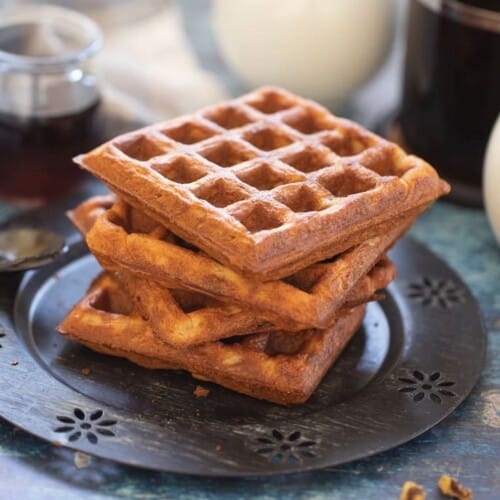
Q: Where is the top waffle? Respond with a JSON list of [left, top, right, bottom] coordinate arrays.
[[75, 87, 449, 279]]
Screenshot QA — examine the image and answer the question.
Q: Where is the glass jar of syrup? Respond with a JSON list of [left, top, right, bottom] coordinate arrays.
[[399, 0, 500, 206], [0, 5, 103, 205]]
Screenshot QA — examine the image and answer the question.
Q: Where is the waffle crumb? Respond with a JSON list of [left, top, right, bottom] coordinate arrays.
[[400, 481, 426, 500], [74, 451, 91, 469], [194, 385, 210, 398], [438, 475, 472, 499], [81, 367, 91, 376]]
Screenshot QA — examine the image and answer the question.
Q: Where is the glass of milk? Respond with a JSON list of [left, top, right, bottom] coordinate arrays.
[[212, 0, 395, 107]]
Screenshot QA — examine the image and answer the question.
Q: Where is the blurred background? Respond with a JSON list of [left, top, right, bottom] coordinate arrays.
[[0, 0, 499, 213], [0, 0, 403, 124]]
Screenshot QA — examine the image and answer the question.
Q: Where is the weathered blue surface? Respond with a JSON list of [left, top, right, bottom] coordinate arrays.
[[0, 200, 498, 499]]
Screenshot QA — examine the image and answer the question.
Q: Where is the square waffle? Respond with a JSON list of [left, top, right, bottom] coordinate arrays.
[[67, 194, 115, 235], [69, 197, 395, 346], [75, 87, 449, 279], [110, 255, 395, 348], [57, 273, 366, 405], [80, 198, 408, 331]]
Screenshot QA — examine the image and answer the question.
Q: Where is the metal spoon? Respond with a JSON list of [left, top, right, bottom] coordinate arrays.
[[0, 228, 67, 272]]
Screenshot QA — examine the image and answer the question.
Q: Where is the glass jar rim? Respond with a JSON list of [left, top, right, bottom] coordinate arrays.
[[0, 5, 103, 73]]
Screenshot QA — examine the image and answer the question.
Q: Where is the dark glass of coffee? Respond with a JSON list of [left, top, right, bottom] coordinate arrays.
[[0, 6, 103, 205], [399, 0, 500, 206]]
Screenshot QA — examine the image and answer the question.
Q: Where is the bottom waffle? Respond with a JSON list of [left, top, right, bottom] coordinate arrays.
[[58, 273, 365, 405]]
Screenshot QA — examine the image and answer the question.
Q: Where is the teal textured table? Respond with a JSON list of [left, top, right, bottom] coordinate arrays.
[[0, 199, 498, 499]]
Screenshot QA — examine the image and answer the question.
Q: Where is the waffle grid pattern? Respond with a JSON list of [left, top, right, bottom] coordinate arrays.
[[76, 87, 447, 278], [107, 88, 406, 236]]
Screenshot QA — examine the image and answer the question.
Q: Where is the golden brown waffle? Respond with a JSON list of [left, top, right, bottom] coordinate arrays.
[[75, 87, 449, 279], [117, 255, 394, 347], [69, 195, 396, 344], [84, 200, 406, 330], [67, 194, 115, 235], [57, 273, 366, 405]]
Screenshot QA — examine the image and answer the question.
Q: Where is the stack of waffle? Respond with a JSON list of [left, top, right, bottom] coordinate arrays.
[[58, 87, 449, 405]]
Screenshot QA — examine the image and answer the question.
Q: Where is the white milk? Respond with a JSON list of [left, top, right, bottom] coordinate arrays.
[[213, 0, 394, 106], [484, 115, 500, 246]]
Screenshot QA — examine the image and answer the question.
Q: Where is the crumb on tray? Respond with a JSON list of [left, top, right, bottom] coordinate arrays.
[[438, 475, 472, 500], [194, 385, 210, 398], [400, 481, 426, 500], [74, 451, 92, 469]]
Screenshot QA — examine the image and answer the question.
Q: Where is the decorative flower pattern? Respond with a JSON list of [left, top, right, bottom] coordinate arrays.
[[54, 408, 116, 444], [398, 370, 456, 403], [0, 332, 5, 348], [251, 429, 317, 464], [407, 278, 466, 308]]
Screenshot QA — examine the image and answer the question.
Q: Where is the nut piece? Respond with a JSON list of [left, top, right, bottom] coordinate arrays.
[[438, 475, 472, 500], [400, 481, 426, 500]]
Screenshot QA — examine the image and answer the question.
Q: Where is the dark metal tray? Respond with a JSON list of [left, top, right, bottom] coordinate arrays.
[[0, 230, 486, 476]]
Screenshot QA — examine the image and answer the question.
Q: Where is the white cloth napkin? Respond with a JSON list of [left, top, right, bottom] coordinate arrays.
[[95, 3, 228, 125]]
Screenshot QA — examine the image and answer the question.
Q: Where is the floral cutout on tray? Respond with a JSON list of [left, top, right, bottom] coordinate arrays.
[[0, 332, 5, 348], [407, 278, 466, 308], [398, 370, 457, 404], [54, 408, 117, 444], [250, 429, 317, 464]]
